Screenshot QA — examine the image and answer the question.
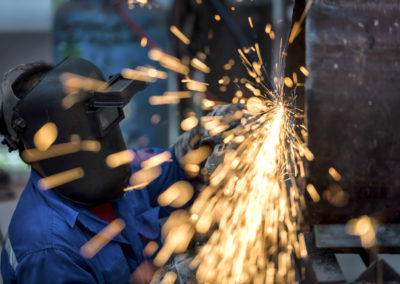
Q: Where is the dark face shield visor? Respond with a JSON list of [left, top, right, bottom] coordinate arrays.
[[85, 74, 146, 139]]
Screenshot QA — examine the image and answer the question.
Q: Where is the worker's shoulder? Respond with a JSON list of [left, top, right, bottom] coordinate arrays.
[[7, 182, 75, 261]]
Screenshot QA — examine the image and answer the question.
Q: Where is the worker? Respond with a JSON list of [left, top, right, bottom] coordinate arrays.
[[0, 57, 241, 283]]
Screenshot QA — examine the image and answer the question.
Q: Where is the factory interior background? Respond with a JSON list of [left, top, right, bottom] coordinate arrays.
[[1, 0, 400, 283]]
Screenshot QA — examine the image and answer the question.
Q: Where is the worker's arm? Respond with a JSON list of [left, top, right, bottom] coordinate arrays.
[[139, 147, 191, 217], [14, 249, 97, 284]]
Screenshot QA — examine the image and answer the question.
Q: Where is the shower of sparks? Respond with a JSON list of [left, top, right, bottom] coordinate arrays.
[[191, 101, 308, 283], [156, 39, 313, 281]]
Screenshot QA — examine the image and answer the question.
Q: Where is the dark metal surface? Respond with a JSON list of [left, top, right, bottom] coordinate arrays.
[[314, 224, 400, 249], [304, 233, 347, 283], [305, 0, 400, 224], [353, 258, 400, 283]]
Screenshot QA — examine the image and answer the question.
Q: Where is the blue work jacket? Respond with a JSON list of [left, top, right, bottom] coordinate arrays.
[[1, 147, 188, 283]]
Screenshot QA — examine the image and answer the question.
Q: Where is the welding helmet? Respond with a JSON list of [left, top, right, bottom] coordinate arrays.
[[0, 57, 146, 204]]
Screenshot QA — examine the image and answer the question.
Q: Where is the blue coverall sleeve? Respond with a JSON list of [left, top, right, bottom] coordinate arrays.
[[15, 249, 97, 284], [145, 147, 189, 217]]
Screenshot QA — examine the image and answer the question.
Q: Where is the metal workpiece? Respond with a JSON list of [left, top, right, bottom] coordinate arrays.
[[305, 0, 400, 224]]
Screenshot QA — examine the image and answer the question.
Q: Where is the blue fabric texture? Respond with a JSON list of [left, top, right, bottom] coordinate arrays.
[[1, 147, 188, 283]]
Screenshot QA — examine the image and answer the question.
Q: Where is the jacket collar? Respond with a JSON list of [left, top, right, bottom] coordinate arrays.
[[29, 170, 129, 244]]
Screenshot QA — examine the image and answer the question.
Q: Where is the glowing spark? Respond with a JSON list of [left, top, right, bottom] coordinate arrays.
[[191, 58, 211, 74], [328, 167, 342, 181], [149, 49, 189, 75], [143, 241, 159, 257], [149, 96, 180, 105], [292, 72, 298, 84], [170, 25, 191, 45], [182, 145, 212, 166], [197, 51, 207, 60], [81, 140, 101, 152], [106, 150, 135, 168], [136, 66, 168, 79], [38, 167, 84, 190], [80, 219, 125, 258], [181, 116, 199, 131], [182, 78, 208, 92], [60, 73, 106, 109], [346, 216, 376, 248], [284, 77, 294, 88], [255, 43, 263, 65], [202, 99, 216, 110], [306, 184, 320, 202], [265, 24, 272, 34], [300, 66, 309, 76], [161, 272, 177, 284], [289, 0, 313, 43], [60, 72, 106, 94], [123, 183, 150, 191], [122, 69, 156, 82], [224, 59, 235, 70], [21, 140, 100, 163], [130, 166, 162, 188], [154, 211, 194, 266], [269, 31, 276, 40], [323, 184, 349, 207], [246, 97, 267, 114], [141, 37, 148, 47], [141, 151, 171, 169], [214, 15, 221, 21], [248, 17, 253, 28], [164, 91, 192, 99], [158, 181, 194, 207], [218, 75, 231, 85], [122, 66, 167, 82], [33, 122, 58, 151]]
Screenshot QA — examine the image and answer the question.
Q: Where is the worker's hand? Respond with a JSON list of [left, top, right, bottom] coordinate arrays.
[[174, 103, 245, 170], [198, 103, 245, 148]]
